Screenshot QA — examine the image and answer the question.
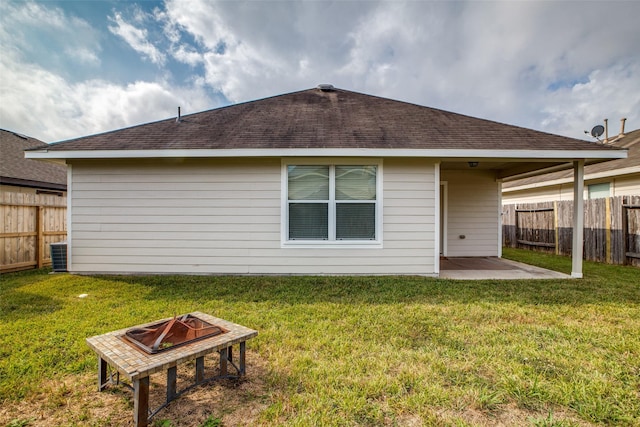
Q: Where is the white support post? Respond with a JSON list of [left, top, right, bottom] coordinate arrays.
[[497, 179, 503, 258], [66, 163, 72, 272], [571, 160, 584, 278], [434, 162, 441, 275]]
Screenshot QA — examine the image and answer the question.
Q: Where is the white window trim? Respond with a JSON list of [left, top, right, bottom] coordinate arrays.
[[281, 158, 383, 248]]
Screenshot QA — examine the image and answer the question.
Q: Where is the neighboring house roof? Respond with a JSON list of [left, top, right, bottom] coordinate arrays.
[[0, 129, 67, 191], [25, 86, 626, 179], [503, 127, 640, 191]]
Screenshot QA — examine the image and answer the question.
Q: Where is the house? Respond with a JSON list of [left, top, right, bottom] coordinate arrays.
[[25, 86, 627, 277], [1, 129, 67, 196], [502, 122, 640, 203]]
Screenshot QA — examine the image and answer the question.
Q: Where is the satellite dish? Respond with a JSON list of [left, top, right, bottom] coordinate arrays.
[[591, 125, 605, 138]]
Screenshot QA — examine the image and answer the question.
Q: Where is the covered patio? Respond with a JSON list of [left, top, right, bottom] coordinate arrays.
[[439, 257, 570, 280], [438, 159, 596, 279]]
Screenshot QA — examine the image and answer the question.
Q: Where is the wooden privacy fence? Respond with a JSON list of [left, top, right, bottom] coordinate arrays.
[[503, 195, 640, 266], [1, 192, 67, 273]]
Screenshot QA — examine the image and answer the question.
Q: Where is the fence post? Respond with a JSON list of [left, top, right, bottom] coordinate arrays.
[[36, 206, 44, 268], [514, 207, 519, 248], [622, 197, 630, 265], [553, 201, 559, 255], [605, 197, 612, 264]]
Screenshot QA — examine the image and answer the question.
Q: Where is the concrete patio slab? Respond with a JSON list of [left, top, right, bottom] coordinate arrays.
[[439, 257, 571, 280]]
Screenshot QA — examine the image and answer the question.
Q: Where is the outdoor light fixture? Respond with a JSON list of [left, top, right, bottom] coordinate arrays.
[[468, 161, 479, 168]]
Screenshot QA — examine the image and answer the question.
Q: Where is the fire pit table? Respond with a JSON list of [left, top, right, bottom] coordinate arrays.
[[86, 312, 257, 427]]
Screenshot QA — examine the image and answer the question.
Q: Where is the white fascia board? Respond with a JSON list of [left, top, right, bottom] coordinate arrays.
[[23, 156, 67, 165], [24, 148, 627, 160], [503, 165, 640, 193]]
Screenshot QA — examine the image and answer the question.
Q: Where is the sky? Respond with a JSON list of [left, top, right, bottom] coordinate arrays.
[[1, 0, 639, 144]]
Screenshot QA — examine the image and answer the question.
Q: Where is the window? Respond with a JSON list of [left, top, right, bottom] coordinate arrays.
[[588, 182, 610, 199], [285, 164, 380, 243]]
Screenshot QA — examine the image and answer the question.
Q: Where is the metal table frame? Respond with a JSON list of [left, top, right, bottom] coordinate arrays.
[[86, 312, 258, 427]]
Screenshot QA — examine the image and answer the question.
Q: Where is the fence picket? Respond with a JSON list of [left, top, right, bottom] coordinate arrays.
[[503, 195, 640, 266]]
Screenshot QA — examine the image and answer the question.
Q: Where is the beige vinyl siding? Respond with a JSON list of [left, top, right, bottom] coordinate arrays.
[[611, 175, 640, 196], [502, 185, 573, 204], [68, 158, 437, 275], [502, 174, 640, 204], [381, 158, 436, 272], [442, 170, 499, 257]]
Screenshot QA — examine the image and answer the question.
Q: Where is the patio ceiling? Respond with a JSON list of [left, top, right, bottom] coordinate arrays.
[[439, 158, 617, 181]]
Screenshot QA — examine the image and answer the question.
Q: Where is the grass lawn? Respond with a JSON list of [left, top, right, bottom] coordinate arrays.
[[1, 248, 639, 426]]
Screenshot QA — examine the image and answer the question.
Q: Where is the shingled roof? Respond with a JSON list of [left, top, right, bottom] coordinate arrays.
[[0, 129, 66, 191], [34, 87, 622, 153]]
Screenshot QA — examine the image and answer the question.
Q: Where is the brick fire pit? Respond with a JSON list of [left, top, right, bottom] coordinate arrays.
[[86, 312, 257, 427]]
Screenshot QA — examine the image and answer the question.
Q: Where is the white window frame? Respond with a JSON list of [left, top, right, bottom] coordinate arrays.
[[281, 158, 383, 248]]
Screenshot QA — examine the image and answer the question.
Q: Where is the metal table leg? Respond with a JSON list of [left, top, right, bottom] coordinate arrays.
[[239, 342, 246, 375], [219, 347, 228, 376], [195, 356, 205, 384], [167, 366, 177, 402], [95, 338, 252, 425], [98, 357, 108, 391], [133, 377, 150, 427]]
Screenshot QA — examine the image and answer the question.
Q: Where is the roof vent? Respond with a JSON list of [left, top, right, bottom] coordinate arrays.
[[619, 117, 627, 138], [317, 84, 335, 92]]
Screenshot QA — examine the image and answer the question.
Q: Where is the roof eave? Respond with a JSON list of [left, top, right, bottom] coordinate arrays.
[[25, 148, 629, 161], [0, 176, 67, 191]]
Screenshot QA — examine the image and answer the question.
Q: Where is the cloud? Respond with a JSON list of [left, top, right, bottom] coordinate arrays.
[[108, 11, 166, 66], [160, 0, 376, 102], [1, 0, 639, 143], [316, 1, 640, 137], [0, 48, 212, 142], [171, 45, 204, 67], [65, 47, 101, 66], [161, 0, 274, 100], [541, 61, 640, 138], [0, 1, 101, 68], [0, 1, 216, 142]]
